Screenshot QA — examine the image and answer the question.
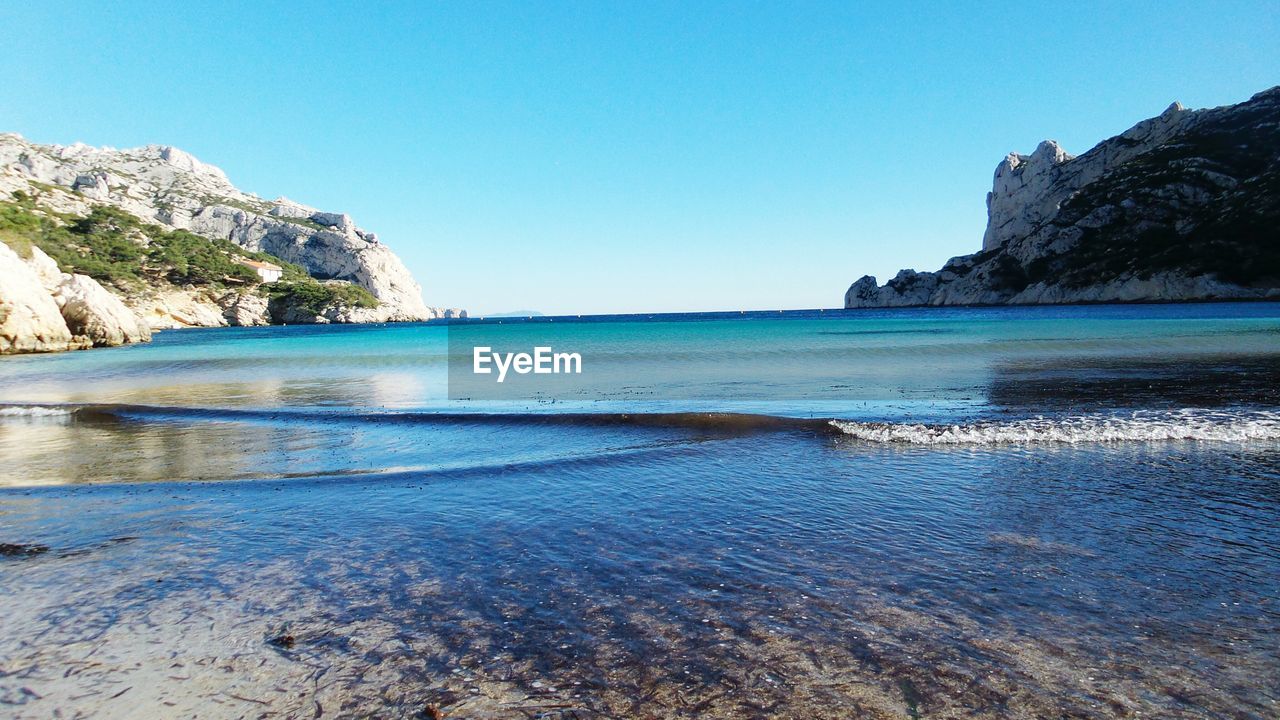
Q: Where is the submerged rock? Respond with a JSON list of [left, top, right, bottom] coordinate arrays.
[[0, 542, 50, 557], [266, 633, 296, 649]]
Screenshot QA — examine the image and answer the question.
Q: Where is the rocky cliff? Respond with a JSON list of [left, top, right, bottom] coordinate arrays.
[[846, 86, 1280, 308], [0, 133, 464, 353], [1, 242, 151, 353]]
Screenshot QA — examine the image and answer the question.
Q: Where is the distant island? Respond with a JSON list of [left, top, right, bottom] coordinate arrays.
[[0, 135, 462, 354], [483, 310, 546, 318], [846, 86, 1280, 307]]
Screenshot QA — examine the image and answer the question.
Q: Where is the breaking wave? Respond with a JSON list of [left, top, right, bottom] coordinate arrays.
[[830, 410, 1280, 445], [5, 402, 1280, 446], [0, 406, 74, 417]]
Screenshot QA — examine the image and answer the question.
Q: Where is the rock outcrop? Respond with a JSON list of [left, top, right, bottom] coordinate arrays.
[[0, 134, 458, 323], [51, 273, 153, 347], [0, 243, 82, 353], [218, 291, 270, 327], [139, 289, 236, 330], [846, 86, 1280, 308], [0, 243, 152, 353]]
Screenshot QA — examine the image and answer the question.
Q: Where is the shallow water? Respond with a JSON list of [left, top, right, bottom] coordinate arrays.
[[2, 304, 1279, 718]]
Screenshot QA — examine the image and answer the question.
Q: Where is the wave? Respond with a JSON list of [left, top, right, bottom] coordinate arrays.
[[0, 405, 74, 417], [830, 410, 1280, 445], [0, 402, 831, 434], [5, 403, 1280, 446]]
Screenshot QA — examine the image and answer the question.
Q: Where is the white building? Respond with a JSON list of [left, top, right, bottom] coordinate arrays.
[[237, 259, 283, 283]]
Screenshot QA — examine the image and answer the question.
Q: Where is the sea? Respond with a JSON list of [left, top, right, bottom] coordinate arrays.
[[1, 303, 1278, 718]]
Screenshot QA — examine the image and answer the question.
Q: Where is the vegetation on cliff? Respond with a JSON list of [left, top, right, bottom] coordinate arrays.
[[845, 86, 1280, 307], [267, 277, 379, 315], [0, 192, 377, 312], [1029, 101, 1280, 290]]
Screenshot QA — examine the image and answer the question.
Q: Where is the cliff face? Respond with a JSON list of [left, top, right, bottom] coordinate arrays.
[[846, 86, 1280, 308], [0, 134, 463, 331], [1, 242, 151, 354]]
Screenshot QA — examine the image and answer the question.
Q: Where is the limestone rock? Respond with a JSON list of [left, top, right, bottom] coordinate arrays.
[[0, 133, 449, 321], [51, 274, 153, 347], [135, 289, 229, 330], [843, 276, 883, 308], [219, 291, 270, 327], [309, 212, 354, 232], [0, 242, 81, 353], [267, 197, 318, 219], [983, 140, 1076, 252], [982, 101, 1195, 253], [846, 86, 1280, 308], [26, 246, 64, 290]]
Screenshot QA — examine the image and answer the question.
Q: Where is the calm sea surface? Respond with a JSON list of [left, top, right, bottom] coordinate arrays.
[[1, 304, 1278, 718]]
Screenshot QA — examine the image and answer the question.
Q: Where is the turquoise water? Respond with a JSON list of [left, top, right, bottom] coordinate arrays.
[[2, 304, 1279, 717], [4, 302, 1280, 417]]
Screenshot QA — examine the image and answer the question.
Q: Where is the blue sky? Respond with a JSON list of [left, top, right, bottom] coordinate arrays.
[[2, 2, 1277, 315]]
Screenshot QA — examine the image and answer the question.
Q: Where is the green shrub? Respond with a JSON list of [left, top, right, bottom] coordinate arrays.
[[52, 206, 148, 284], [330, 283, 379, 309], [0, 195, 300, 290], [148, 231, 260, 285], [0, 197, 42, 257], [1, 195, 380, 314], [0, 229, 35, 258], [267, 280, 378, 315]]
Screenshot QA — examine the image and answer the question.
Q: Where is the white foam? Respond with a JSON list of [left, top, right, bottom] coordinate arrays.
[[0, 406, 74, 417], [830, 409, 1280, 445]]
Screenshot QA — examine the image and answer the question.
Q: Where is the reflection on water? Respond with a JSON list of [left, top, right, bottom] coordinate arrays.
[[988, 355, 1280, 411], [2, 304, 1280, 418], [2, 416, 1279, 718], [0, 409, 709, 487]]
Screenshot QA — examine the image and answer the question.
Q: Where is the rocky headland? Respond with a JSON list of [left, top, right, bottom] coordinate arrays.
[[0, 134, 464, 354], [846, 86, 1280, 308]]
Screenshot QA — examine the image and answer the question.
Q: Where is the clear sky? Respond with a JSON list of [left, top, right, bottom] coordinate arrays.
[[1, 2, 1277, 315]]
